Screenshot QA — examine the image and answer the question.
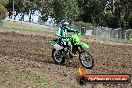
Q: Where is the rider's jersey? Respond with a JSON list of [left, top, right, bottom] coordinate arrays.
[[57, 26, 76, 37]]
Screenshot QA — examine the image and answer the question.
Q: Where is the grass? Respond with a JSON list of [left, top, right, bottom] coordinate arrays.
[[84, 34, 132, 44], [0, 60, 61, 88], [1, 19, 132, 45], [96, 36, 132, 44], [1, 20, 56, 35], [0, 20, 64, 88]]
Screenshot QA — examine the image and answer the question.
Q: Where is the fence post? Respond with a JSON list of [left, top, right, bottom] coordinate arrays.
[[0, 20, 3, 28], [126, 29, 132, 40], [81, 27, 86, 35], [124, 30, 128, 40], [108, 28, 112, 38]]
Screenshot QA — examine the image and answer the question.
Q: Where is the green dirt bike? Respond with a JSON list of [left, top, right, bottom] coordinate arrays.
[[50, 32, 94, 69]]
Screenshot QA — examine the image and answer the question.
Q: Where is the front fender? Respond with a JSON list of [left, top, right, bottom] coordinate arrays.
[[79, 42, 89, 48]]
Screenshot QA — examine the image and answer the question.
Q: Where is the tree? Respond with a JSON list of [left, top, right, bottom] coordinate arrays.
[[36, 0, 54, 22], [0, 0, 9, 5], [0, 3, 8, 19], [77, 0, 105, 24], [53, 0, 79, 23]]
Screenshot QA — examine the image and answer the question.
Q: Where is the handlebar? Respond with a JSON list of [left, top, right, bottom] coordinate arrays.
[[55, 31, 81, 38], [60, 36, 71, 39], [74, 31, 81, 36], [55, 35, 71, 39]]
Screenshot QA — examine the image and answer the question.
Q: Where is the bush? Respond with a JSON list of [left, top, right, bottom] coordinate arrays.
[[104, 12, 119, 28], [0, 4, 8, 20], [128, 15, 132, 28]]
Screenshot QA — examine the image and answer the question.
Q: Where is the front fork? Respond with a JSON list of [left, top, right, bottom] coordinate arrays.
[[77, 45, 85, 54], [63, 47, 72, 59], [63, 42, 73, 59]]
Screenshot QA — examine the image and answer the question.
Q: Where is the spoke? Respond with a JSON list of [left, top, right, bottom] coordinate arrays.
[[54, 50, 62, 62], [81, 52, 92, 67]]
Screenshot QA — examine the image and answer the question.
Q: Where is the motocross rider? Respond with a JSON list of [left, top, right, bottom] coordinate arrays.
[[57, 20, 79, 49], [57, 20, 77, 42], [57, 20, 78, 62]]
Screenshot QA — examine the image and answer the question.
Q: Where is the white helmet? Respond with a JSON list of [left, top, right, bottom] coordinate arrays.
[[61, 20, 69, 27]]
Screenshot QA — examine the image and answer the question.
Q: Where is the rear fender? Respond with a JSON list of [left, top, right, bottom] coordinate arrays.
[[50, 40, 63, 50], [50, 40, 57, 45]]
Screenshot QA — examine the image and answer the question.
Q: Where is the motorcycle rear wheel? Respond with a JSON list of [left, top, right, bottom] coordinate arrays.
[[52, 48, 65, 64]]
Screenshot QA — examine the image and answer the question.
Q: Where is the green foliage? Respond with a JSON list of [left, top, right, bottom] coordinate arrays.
[[76, 0, 132, 29], [74, 21, 93, 29], [2, 0, 132, 29], [0, 4, 8, 19], [103, 12, 119, 28], [128, 15, 132, 28], [36, 0, 53, 22], [0, 0, 9, 5], [53, 0, 79, 23], [77, 0, 104, 23]]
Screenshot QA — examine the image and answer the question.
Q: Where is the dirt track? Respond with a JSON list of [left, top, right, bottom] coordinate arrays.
[[0, 31, 132, 88]]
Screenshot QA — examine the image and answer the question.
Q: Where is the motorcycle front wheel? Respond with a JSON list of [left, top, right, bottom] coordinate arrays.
[[52, 48, 65, 64], [79, 51, 94, 69]]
